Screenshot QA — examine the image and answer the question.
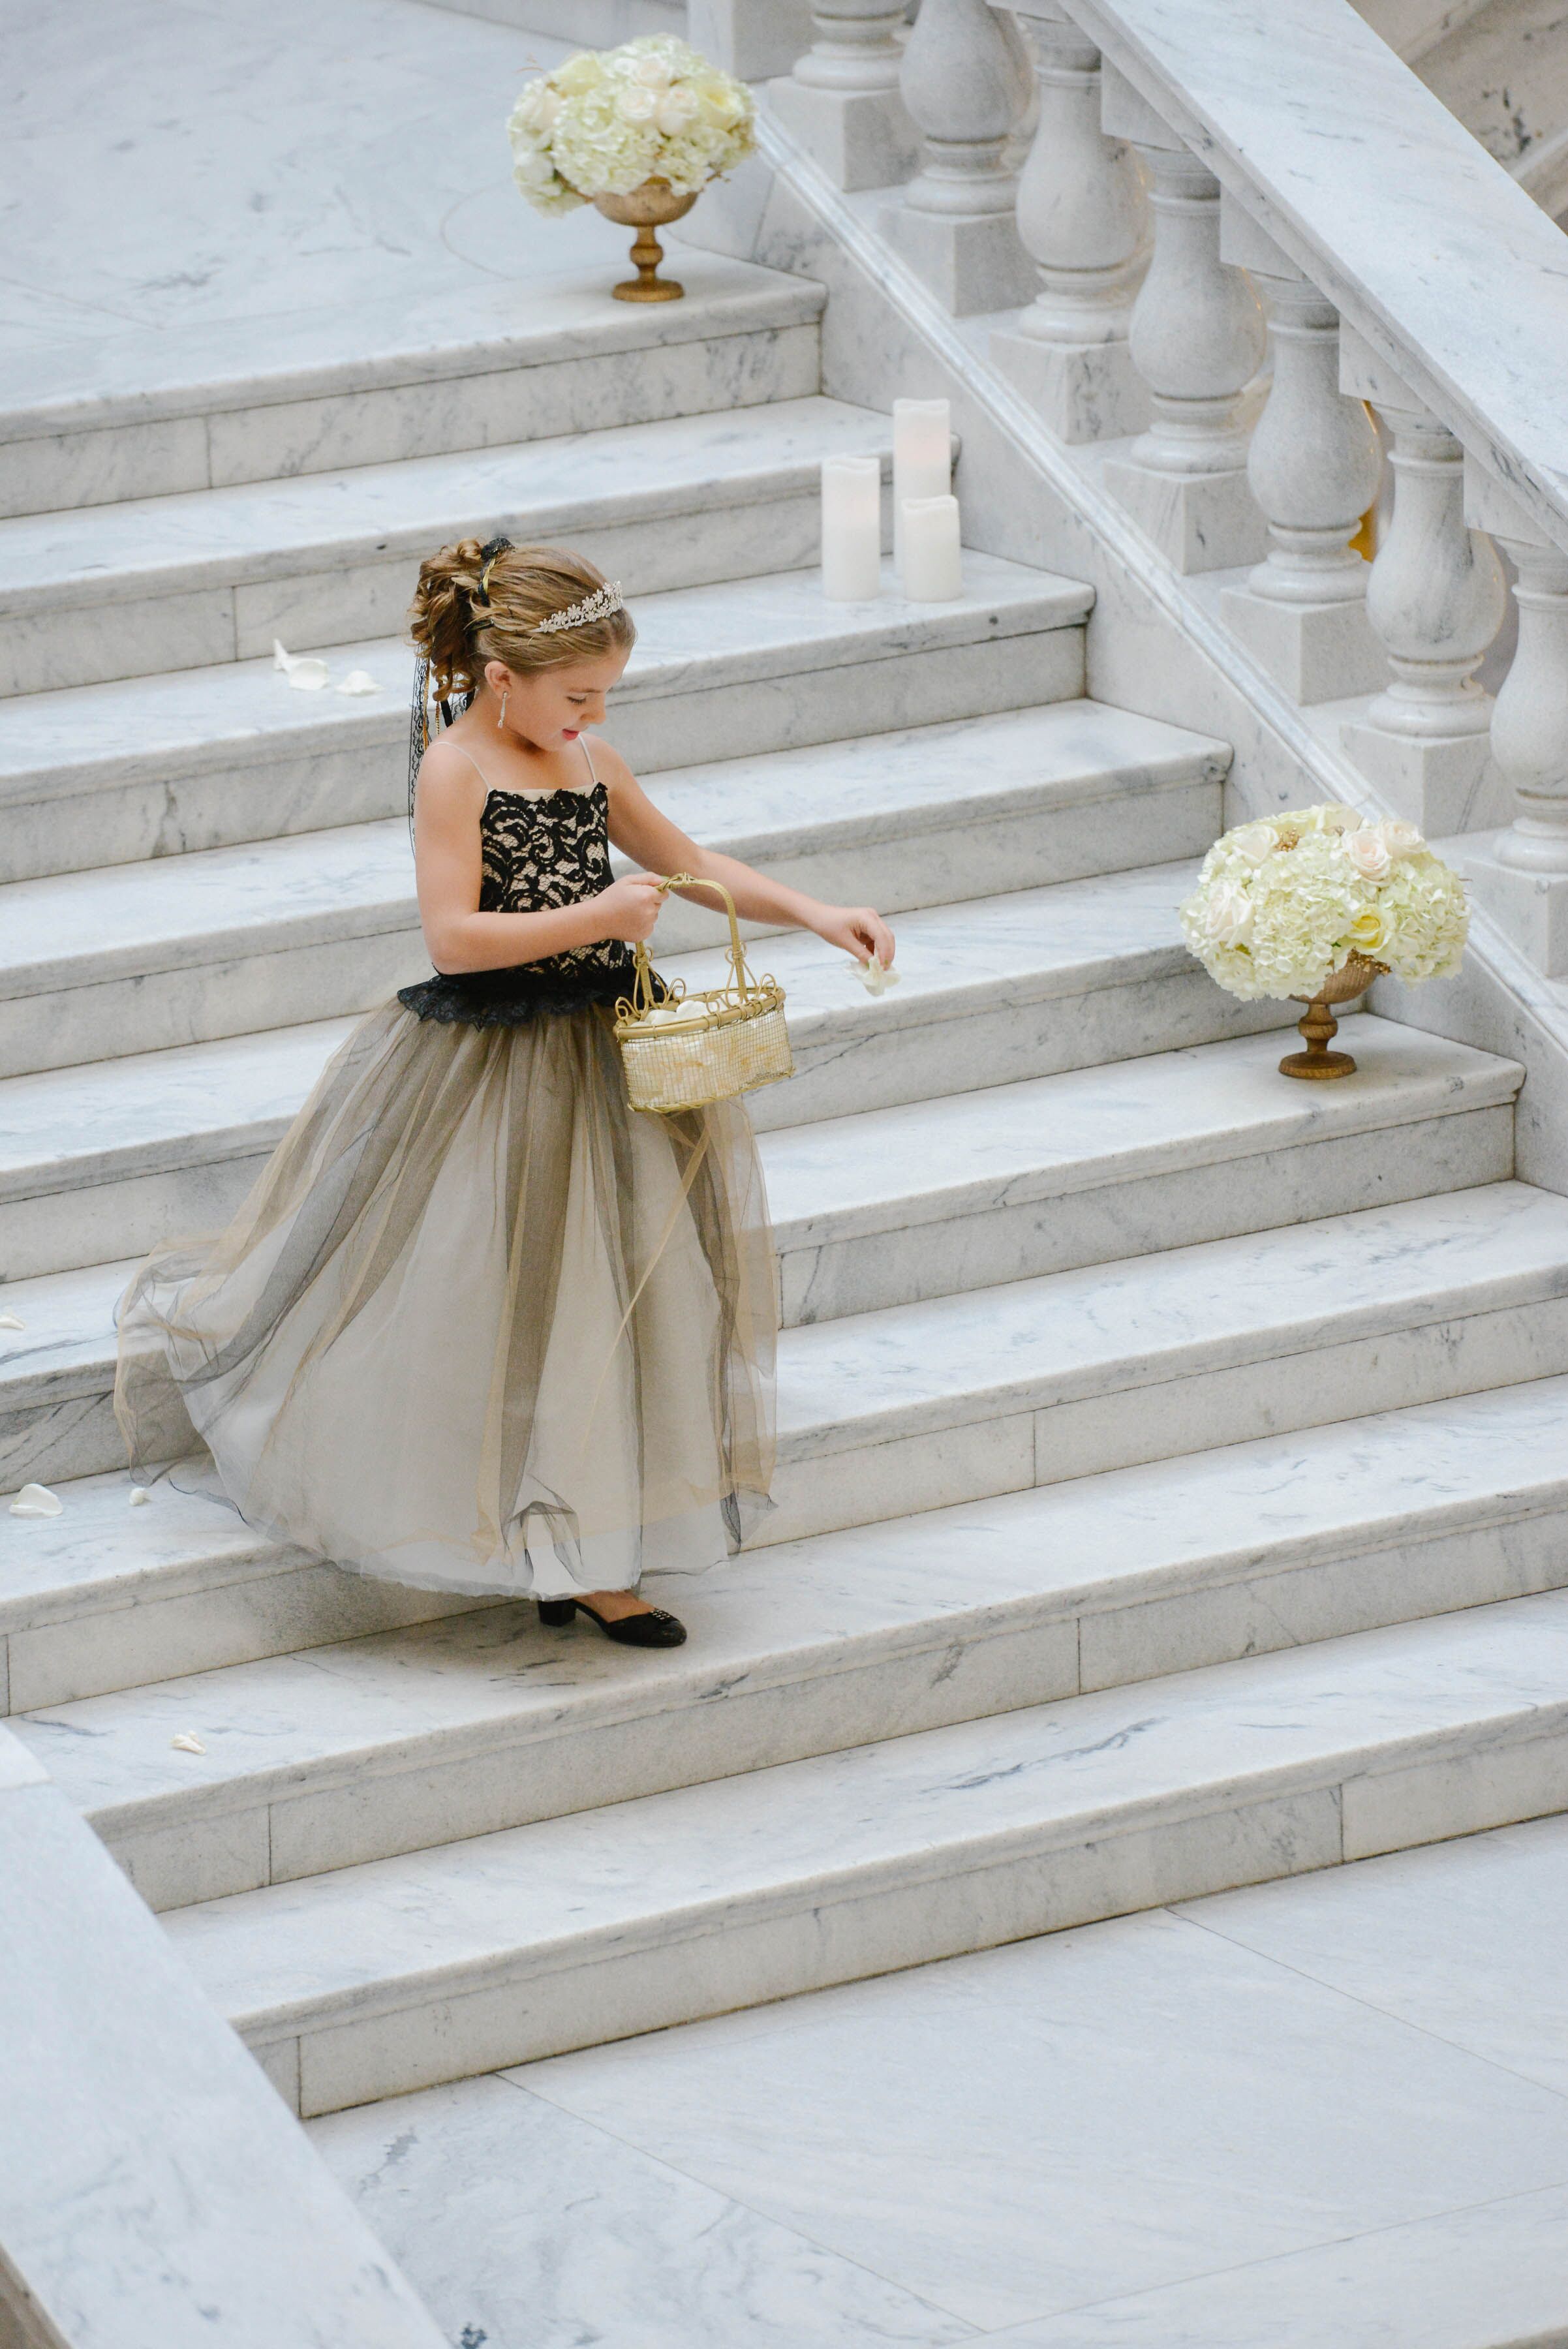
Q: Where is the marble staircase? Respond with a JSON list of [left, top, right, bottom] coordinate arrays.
[[8, 234, 1568, 2149]]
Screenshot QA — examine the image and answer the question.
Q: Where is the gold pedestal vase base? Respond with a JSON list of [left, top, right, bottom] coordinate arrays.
[[1279, 953, 1389, 1080], [593, 181, 699, 302]]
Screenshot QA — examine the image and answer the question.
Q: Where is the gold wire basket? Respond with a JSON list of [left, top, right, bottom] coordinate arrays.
[[614, 874, 793, 1114]]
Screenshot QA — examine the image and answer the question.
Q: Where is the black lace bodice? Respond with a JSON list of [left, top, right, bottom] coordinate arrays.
[[399, 780, 650, 1028]]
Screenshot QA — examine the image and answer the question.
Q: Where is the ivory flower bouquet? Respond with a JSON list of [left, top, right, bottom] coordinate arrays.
[[1180, 805, 1468, 1077], [508, 36, 756, 216]]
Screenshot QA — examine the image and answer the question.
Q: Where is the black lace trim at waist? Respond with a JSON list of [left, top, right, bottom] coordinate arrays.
[[397, 958, 666, 1030]]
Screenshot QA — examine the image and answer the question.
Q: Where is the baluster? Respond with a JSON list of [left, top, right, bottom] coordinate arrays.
[[769, 3, 919, 191], [1098, 65, 1268, 573], [881, 0, 1036, 314], [688, 0, 815, 81], [989, 5, 1150, 443], [1456, 463, 1568, 974], [1338, 331, 1507, 833], [1216, 200, 1383, 701]]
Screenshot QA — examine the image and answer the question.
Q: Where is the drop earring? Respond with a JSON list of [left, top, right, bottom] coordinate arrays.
[[497, 692, 508, 729]]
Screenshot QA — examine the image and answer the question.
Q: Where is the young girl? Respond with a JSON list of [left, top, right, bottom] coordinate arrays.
[[115, 540, 895, 1648]]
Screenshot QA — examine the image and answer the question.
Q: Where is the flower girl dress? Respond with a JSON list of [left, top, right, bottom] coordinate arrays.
[[114, 744, 776, 1601]]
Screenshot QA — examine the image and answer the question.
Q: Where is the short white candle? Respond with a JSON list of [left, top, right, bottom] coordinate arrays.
[[820, 454, 882, 602], [893, 397, 950, 583], [900, 493, 963, 602]]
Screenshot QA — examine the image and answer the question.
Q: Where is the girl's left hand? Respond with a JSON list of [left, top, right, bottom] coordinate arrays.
[[812, 904, 897, 969]]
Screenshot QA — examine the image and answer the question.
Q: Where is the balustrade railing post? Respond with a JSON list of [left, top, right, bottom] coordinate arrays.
[[1338, 329, 1507, 833], [688, 0, 815, 82], [1454, 463, 1568, 974], [1097, 65, 1268, 574], [1215, 199, 1383, 701], [989, 4, 1150, 442], [769, 3, 919, 191], [881, 0, 1036, 314]]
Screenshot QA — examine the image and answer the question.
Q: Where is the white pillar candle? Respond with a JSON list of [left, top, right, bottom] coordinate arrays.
[[893, 396, 951, 581], [820, 453, 883, 601], [900, 493, 963, 600]]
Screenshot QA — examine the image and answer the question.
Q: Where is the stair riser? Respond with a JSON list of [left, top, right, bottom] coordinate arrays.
[[2, 632, 1086, 883], [234, 1712, 1568, 2118], [0, 489, 852, 701], [2, 1084, 1503, 1310], [779, 1105, 1515, 1323], [766, 1292, 1568, 1546], [85, 1495, 1568, 1915], [0, 790, 1203, 1086], [0, 324, 822, 520]]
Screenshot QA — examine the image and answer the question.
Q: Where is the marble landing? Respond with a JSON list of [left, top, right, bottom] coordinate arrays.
[[323, 1817, 1568, 2347], [0, 557, 1090, 880], [163, 1585, 1568, 2115], [20, 1366, 1568, 1910]]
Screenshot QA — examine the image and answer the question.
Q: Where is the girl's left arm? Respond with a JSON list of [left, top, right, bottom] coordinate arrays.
[[602, 750, 897, 966]]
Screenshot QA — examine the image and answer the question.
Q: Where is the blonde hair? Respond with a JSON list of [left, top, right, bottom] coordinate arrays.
[[408, 539, 635, 698]]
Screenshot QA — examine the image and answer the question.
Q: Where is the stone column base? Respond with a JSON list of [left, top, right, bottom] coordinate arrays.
[[1221, 587, 1384, 705], [880, 200, 1036, 316], [1452, 840, 1568, 976], [1101, 458, 1268, 574], [768, 78, 919, 192], [1340, 718, 1508, 835], [991, 327, 1148, 444]]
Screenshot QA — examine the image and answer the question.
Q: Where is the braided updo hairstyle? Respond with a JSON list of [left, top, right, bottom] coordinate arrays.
[[408, 539, 636, 699]]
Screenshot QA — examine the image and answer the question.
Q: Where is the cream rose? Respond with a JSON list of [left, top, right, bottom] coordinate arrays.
[[1229, 820, 1280, 867], [655, 84, 700, 134], [1203, 882, 1254, 947], [1342, 828, 1393, 882]]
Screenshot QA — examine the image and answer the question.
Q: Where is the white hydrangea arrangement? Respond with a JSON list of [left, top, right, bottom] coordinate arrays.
[[1179, 805, 1469, 1002], [508, 36, 756, 216]]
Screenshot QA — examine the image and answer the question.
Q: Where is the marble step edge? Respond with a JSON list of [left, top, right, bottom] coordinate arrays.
[[27, 1374, 1568, 1908], [0, 713, 1219, 1004], [0, 397, 901, 617], [0, 1016, 1518, 1256], [162, 1589, 1568, 2111], [5, 1178, 1562, 1448], [0, 557, 1090, 803], [5, 1373, 1567, 1714], [0, 262, 827, 446]]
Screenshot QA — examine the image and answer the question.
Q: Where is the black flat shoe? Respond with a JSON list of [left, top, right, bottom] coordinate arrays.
[[537, 1596, 687, 1648]]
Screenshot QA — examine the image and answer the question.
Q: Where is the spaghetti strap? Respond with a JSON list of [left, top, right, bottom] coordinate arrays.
[[579, 736, 599, 787], [449, 742, 495, 794]]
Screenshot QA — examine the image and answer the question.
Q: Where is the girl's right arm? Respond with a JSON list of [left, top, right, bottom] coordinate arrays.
[[412, 745, 665, 974]]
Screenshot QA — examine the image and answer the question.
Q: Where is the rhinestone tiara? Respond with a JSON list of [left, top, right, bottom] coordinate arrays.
[[532, 580, 625, 636]]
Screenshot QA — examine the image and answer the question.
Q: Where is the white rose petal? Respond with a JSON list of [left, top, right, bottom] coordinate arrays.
[[336, 670, 380, 697], [273, 640, 330, 691], [0, 1312, 23, 1330], [130, 1486, 151, 1507], [9, 1482, 63, 1518], [853, 957, 901, 994], [170, 1734, 206, 1755]]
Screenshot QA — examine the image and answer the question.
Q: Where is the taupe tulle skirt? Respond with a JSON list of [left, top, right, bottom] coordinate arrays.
[[114, 1000, 776, 1599]]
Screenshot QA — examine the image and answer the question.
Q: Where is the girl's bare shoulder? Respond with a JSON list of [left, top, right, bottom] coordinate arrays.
[[415, 731, 487, 814]]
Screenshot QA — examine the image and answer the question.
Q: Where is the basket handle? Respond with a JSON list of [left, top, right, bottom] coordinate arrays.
[[630, 872, 752, 1010]]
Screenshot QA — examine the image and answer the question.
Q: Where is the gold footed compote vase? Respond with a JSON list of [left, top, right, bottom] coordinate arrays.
[[593, 179, 698, 301], [1280, 952, 1389, 1079]]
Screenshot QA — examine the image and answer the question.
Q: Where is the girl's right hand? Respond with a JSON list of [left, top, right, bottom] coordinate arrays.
[[592, 871, 666, 942]]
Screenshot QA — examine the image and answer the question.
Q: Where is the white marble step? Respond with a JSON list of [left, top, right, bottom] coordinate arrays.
[[0, 395, 902, 698], [159, 1584, 1568, 2115], [0, 556, 1092, 882], [0, 255, 824, 517], [4, 1175, 1564, 1518], [0, 701, 1210, 1077], [0, 1006, 1513, 1300], [19, 1370, 1568, 1914], [0, 852, 1289, 1289]]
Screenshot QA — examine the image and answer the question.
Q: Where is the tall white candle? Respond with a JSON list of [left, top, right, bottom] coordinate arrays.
[[820, 454, 882, 602], [900, 494, 963, 602], [893, 397, 951, 584]]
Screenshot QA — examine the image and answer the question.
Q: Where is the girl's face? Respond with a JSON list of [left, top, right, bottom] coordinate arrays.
[[485, 651, 629, 751]]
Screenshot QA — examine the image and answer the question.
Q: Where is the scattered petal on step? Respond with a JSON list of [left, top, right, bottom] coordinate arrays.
[[129, 1486, 151, 1507], [9, 1482, 63, 1518], [272, 638, 330, 690], [336, 669, 380, 696], [170, 1733, 206, 1755], [852, 956, 902, 995], [0, 1312, 23, 1330]]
